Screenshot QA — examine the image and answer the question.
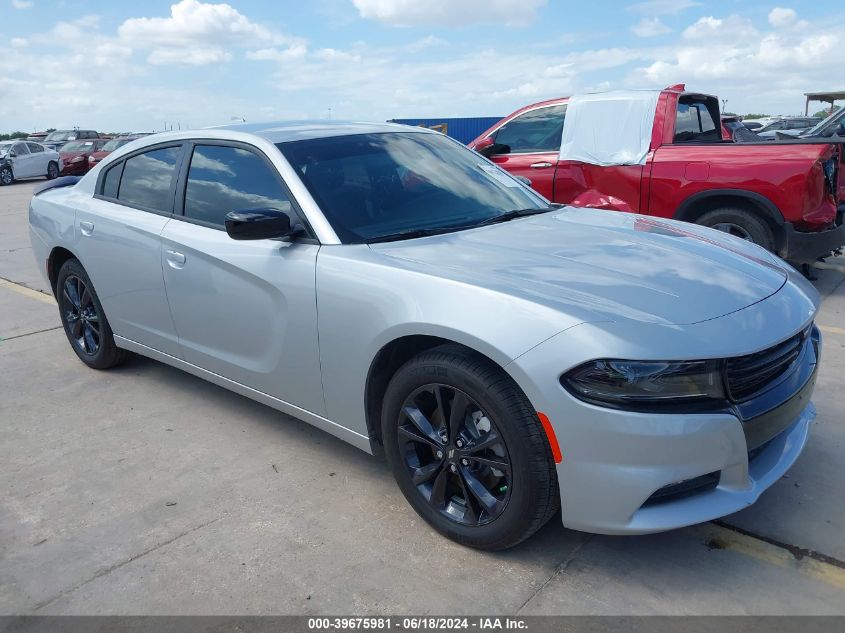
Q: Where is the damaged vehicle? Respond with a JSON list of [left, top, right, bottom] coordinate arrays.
[[470, 85, 844, 263], [29, 123, 821, 549]]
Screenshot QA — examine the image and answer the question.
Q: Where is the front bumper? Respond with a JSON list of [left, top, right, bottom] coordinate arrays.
[[780, 214, 845, 263], [506, 295, 820, 535]]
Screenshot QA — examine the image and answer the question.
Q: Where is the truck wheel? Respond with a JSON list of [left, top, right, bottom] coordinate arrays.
[[381, 344, 559, 550], [697, 208, 775, 252]]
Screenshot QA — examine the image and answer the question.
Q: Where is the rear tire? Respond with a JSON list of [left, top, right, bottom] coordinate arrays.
[[56, 259, 130, 370], [47, 161, 59, 179], [381, 344, 559, 550], [0, 166, 13, 186], [697, 207, 775, 252]]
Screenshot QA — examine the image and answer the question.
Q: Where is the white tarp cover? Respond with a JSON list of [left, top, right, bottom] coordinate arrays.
[[559, 90, 660, 166]]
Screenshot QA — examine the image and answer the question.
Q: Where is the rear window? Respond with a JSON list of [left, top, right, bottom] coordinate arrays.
[[674, 97, 720, 143], [117, 146, 181, 213]]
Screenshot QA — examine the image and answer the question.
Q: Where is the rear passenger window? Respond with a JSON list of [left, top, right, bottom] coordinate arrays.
[[102, 163, 122, 198], [117, 146, 181, 213], [184, 145, 291, 227]]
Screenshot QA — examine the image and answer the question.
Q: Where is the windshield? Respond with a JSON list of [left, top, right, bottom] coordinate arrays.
[[44, 131, 75, 142], [61, 141, 96, 152], [277, 132, 547, 243], [102, 138, 133, 151]]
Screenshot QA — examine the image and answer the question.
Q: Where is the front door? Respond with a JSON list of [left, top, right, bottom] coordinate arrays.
[[160, 142, 325, 416], [486, 104, 566, 200]]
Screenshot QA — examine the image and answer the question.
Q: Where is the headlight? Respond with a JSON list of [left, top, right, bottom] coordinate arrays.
[[562, 359, 725, 406], [70, 156, 84, 163]]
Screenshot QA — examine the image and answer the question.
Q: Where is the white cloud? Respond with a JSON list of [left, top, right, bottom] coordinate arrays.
[[682, 15, 757, 41], [768, 7, 798, 28], [118, 0, 290, 66], [632, 17, 670, 37], [351, 0, 547, 27], [12, 0, 33, 9], [246, 45, 308, 62], [10, 37, 28, 47], [627, 0, 699, 15]]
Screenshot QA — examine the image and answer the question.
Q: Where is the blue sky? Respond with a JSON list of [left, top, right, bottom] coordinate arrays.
[[2, 0, 843, 132]]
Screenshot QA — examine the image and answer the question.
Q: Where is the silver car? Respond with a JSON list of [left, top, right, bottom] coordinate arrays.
[[28, 122, 821, 549]]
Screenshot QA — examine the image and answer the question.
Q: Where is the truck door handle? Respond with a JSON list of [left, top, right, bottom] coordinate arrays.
[[165, 250, 186, 268], [79, 221, 94, 235], [530, 162, 553, 169]]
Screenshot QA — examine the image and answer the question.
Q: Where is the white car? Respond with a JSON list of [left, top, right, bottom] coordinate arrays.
[[0, 140, 62, 185]]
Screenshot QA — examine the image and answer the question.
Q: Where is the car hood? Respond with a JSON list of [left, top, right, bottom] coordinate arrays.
[[59, 151, 88, 159], [90, 151, 111, 159], [370, 208, 789, 326]]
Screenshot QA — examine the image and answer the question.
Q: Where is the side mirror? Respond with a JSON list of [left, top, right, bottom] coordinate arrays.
[[224, 209, 296, 241], [514, 175, 532, 187], [477, 140, 510, 158], [8, 150, 16, 158]]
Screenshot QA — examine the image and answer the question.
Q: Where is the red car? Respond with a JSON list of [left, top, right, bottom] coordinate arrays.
[[87, 135, 149, 169], [469, 85, 844, 262], [59, 139, 107, 176]]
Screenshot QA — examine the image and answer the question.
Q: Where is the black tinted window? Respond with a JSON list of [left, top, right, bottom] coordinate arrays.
[[494, 105, 566, 153], [674, 98, 720, 142], [117, 146, 180, 212], [102, 163, 122, 198], [184, 145, 291, 227]]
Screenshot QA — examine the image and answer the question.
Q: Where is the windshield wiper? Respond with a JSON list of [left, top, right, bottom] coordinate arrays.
[[364, 207, 555, 244], [472, 206, 554, 227], [364, 226, 459, 244]]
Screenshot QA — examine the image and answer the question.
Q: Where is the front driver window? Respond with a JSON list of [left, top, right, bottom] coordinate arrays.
[[493, 105, 566, 153], [183, 145, 292, 228]]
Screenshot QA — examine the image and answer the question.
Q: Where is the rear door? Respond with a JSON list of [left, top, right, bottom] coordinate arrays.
[[485, 104, 566, 200], [160, 141, 324, 415], [79, 143, 184, 356], [26, 142, 49, 176]]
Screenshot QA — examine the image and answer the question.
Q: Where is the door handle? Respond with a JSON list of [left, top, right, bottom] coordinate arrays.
[[79, 221, 94, 236], [165, 250, 186, 269], [530, 162, 553, 169]]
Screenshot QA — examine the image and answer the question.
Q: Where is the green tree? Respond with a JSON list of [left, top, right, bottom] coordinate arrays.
[[813, 105, 841, 118]]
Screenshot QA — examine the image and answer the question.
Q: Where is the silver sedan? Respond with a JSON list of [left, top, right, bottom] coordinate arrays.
[[28, 122, 820, 549]]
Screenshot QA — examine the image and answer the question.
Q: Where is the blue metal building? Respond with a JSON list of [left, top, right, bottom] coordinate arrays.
[[387, 117, 503, 144]]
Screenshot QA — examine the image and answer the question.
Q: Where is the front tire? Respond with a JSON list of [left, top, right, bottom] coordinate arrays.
[[47, 161, 59, 179], [56, 259, 130, 369], [382, 344, 559, 550], [0, 165, 13, 186]]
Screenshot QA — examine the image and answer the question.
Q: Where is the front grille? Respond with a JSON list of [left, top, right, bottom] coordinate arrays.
[[642, 472, 720, 507], [726, 329, 808, 401]]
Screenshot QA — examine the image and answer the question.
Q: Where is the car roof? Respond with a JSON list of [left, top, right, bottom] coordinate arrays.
[[210, 120, 430, 143]]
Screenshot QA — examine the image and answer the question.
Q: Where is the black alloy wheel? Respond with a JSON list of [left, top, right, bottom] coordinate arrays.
[[398, 383, 512, 526], [382, 344, 559, 550], [60, 274, 101, 356], [0, 166, 12, 186], [56, 258, 130, 369], [47, 161, 59, 179]]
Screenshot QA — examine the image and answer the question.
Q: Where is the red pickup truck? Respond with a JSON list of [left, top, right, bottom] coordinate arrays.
[[469, 85, 844, 263]]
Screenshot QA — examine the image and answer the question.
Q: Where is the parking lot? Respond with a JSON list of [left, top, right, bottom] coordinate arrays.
[[1, 179, 844, 615]]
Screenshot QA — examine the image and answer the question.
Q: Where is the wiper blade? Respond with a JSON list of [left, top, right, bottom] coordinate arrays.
[[364, 227, 458, 244], [473, 206, 554, 227]]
